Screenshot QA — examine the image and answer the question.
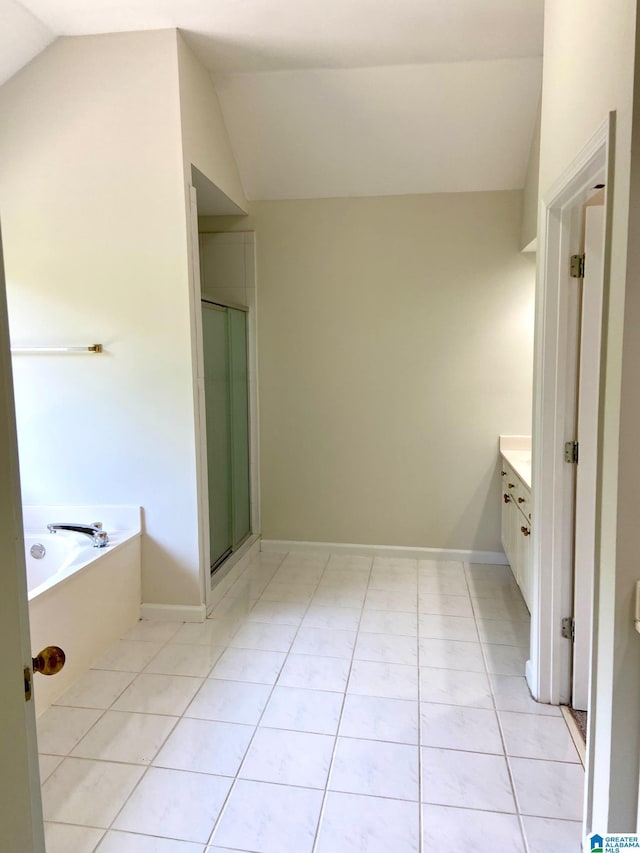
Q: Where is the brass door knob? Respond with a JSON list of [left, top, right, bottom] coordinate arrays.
[[503, 494, 511, 503], [32, 646, 66, 676], [508, 483, 515, 489], [521, 526, 531, 537]]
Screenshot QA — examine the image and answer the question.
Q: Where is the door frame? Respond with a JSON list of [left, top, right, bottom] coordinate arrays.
[[572, 202, 606, 711], [529, 114, 614, 840], [529, 114, 612, 707], [186, 187, 261, 612]]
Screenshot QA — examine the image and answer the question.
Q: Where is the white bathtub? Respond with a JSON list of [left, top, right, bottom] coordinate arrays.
[[24, 506, 142, 715]]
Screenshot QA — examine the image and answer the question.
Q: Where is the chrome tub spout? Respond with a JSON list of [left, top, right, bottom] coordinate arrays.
[[47, 522, 110, 548]]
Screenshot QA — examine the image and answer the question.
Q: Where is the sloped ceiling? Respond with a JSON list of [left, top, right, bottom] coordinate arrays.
[[2, 0, 543, 200], [216, 59, 542, 200], [0, 0, 54, 86]]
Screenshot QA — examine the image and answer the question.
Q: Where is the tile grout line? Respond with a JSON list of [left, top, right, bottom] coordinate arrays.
[[206, 550, 336, 850], [42, 621, 191, 844], [309, 554, 373, 853], [417, 561, 424, 853], [81, 553, 280, 851], [466, 560, 531, 853], [104, 551, 285, 849], [41, 557, 274, 851], [42, 554, 580, 851]]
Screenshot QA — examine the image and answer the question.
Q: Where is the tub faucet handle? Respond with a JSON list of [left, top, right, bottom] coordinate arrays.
[[93, 530, 109, 547]]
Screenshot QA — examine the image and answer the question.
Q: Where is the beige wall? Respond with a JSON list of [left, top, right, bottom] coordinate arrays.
[[176, 33, 247, 211], [203, 190, 535, 553], [520, 97, 540, 251], [0, 31, 202, 608], [538, 0, 638, 831]]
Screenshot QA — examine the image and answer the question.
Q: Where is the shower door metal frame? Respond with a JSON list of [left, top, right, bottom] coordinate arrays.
[[186, 185, 261, 615], [201, 298, 253, 572]]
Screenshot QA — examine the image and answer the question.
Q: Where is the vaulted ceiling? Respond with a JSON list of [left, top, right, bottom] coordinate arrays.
[[0, 0, 544, 200]]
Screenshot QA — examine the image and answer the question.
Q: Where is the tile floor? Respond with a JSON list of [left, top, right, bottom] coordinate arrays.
[[38, 552, 585, 853]]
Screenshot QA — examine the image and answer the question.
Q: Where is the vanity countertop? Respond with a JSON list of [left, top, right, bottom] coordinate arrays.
[[499, 435, 532, 490]]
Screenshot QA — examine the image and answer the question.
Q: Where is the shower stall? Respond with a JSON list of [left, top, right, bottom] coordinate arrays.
[[201, 300, 251, 573]]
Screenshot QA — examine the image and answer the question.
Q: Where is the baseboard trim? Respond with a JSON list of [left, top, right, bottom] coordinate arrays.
[[560, 705, 586, 768], [260, 539, 507, 565], [140, 603, 207, 623]]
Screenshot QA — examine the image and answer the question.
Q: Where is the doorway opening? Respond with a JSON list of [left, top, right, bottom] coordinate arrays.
[[530, 115, 613, 837], [186, 173, 260, 611]]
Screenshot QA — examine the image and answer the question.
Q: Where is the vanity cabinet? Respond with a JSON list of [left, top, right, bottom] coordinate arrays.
[[500, 460, 532, 612]]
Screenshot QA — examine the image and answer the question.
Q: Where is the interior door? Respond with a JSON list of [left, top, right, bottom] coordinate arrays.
[[572, 203, 605, 711], [0, 225, 45, 850]]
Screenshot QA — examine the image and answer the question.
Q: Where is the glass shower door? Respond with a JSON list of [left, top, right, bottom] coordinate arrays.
[[228, 307, 251, 547], [201, 302, 251, 571]]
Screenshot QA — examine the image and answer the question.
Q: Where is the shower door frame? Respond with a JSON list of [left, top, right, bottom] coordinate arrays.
[[201, 298, 253, 572], [187, 186, 261, 614]]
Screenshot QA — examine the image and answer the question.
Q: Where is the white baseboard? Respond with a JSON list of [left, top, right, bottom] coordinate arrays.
[[207, 536, 261, 614], [140, 603, 207, 623], [525, 658, 536, 697], [260, 538, 508, 565]]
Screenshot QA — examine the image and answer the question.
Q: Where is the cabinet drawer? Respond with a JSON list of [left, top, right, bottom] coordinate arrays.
[[500, 460, 531, 522], [512, 481, 531, 522]]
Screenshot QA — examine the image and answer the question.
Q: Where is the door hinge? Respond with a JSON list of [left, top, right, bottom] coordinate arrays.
[[561, 617, 575, 641], [564, 441, 579, 463], [570, 254, 585, 278], [24, 666, 32, 702]]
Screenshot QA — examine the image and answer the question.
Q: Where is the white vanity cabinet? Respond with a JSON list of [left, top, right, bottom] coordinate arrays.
[[500, 459, 532, 612]]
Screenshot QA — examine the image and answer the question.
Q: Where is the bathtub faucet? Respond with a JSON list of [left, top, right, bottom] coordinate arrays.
[[47, 522, 110, 548]]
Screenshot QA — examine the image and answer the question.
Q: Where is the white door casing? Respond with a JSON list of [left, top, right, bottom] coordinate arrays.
[[0, 223, 45, 851], [530, 114, 619, 841], [186, 185, 213, 610], [529, 116, 611, 706], [572, 204, 606, 712]]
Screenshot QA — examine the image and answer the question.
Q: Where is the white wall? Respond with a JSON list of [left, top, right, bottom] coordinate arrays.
[[520, 97, 540, 251], [203, 190, 535, 553], [537, 0, 639, 832], [0, 31, 203, 608], [177, 33, 247, 211]]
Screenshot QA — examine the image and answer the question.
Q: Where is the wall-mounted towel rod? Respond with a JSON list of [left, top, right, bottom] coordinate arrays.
[[10, 344, 103, 354]]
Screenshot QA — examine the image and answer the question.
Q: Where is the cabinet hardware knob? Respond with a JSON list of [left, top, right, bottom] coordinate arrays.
[[501, 471, 507, 476], [503, 494, 511, 503], [517, 497, 525, 504], [521, 526, 531, 537], [508, 483, 515, 489]]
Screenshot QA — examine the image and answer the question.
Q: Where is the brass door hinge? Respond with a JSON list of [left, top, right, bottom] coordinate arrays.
[[570, 254, 585, 278], [564, 441, 579, 464]]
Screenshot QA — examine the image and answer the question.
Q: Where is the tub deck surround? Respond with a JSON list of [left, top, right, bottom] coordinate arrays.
[[26, 505, 141, 715], [499, 435, 532, 489], [37, 549, 584, 853]]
